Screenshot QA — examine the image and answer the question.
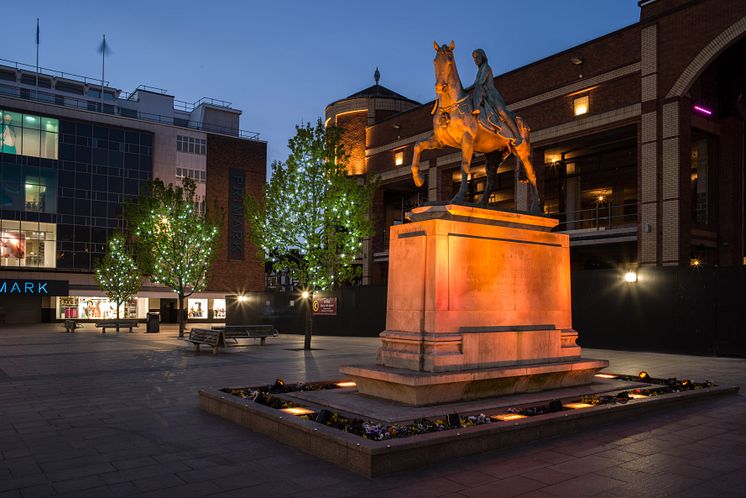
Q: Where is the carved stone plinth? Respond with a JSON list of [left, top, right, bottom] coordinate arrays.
[[340, 204, 608, 405]]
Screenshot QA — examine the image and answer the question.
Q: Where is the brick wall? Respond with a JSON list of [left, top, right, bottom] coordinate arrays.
[[337, 111, 368, 175], [205, 134, 266, 293]]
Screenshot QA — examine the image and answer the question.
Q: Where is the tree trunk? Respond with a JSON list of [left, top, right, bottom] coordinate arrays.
[[116, 300, 120, 333], [304, 292, 313, 350], [178, 294, 186, 337]]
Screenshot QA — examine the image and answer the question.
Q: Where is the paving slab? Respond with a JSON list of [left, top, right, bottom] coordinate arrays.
[[0, 324, 744, 494]]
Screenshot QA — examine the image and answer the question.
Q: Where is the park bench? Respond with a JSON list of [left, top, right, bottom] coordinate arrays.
[[186, 328, 225, 354], [95, 319, 139, 334], [63, 320, 84, 333], [212, 325, 278, 346]]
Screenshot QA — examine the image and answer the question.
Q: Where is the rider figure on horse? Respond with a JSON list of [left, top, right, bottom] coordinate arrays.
[[471, 48, 522, 147]]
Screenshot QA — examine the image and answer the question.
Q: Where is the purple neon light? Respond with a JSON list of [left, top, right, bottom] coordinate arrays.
[[693, 105, 712, 116]]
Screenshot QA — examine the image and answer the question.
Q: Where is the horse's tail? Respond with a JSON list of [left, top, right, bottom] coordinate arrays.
[[515, 116, 531, 183], [517, 116, 530, 147]]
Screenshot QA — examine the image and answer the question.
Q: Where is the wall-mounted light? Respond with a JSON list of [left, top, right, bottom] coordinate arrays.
[[693, 105, 713, 116], [237, 294, 248, 303], [624, 271, 638, 283], [394, 151, 404, 166], [690, 258, 701, 268], [573, 95, 589, 116]]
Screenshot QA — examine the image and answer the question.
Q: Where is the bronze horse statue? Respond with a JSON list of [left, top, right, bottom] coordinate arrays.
[[411, 40, 540, 213]]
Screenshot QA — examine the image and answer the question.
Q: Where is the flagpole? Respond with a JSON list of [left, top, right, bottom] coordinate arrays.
[[101, 35, 105, 112], [35, 18, 39, 101]]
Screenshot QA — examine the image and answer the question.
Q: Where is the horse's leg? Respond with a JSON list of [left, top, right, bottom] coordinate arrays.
[[411, 133, 442, 187], [451, 132, 474, 203], [478, 149, 509, 206], [514, 143, 540, 213]]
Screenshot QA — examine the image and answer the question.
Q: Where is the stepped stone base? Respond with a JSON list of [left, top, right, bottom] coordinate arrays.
[[340, 358, 609, 406]]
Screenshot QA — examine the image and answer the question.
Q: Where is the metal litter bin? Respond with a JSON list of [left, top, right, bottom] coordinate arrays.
[[146, 312, 160, 333]]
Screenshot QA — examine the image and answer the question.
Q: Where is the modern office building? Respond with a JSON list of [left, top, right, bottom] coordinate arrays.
[[0, 59, 266, 324], [326, 0, 746, 285]]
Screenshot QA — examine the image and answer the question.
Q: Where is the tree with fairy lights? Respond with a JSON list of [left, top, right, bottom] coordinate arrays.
[[247, 119, 377, 350], [126, 178, 220, 337], [95, 234, 141, 331]]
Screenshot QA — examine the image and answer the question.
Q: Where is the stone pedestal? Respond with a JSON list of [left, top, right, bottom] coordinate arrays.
[[340, 203, 608, 405]]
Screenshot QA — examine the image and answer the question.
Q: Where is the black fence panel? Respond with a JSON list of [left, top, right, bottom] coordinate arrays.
[[572, 266, 746, 356], [226, 285, 387, 338]]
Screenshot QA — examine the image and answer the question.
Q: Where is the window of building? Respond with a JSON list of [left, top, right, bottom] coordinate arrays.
[[56, 296, 148, 320], [0, 219, 56, 268], [691, 136, 709, 225], [0, 109, 58, 160], [176, 135, 206, 155], [175, 167, 206, 183], [573, 95, 589, 116]]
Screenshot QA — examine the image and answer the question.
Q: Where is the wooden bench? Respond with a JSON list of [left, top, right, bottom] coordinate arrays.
[[95, 319, 139, 334], [186, 328, 225, 354], [63, 320, 84, 333], [212, 325, 278, 345]]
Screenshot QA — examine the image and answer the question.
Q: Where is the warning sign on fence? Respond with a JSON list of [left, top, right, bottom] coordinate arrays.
[[312, 297, 337, 316]]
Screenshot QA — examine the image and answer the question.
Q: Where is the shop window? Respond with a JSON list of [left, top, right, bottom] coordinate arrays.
[[0, 219, 56, 268], [187, 298, 208, 319], [57, 296, 147, 320], [213, 299, 226, 319]]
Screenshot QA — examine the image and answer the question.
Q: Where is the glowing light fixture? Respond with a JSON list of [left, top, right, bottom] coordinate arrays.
[[335, 381, 357, 388], [624, 271, 638, 283], [596, 194, 605, 203], [628, 393, 648, 399], [280, 407, 314, 416], [690, 258, 701, 267], [573, 95, 589, 116], [565, 402, 593, 409], [693, 105, 712, 116], [394, 151, 404, 166], [491, 413, 527, 421], [237, 295, 248, 303], [595, 373, 618, 379], [301, 290, 310, 300]]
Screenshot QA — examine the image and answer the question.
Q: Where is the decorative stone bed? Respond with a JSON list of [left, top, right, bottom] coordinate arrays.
[[198, 373, 738, 478]]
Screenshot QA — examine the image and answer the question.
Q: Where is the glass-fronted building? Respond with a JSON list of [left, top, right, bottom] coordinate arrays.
[[0, 60, 267, 325]]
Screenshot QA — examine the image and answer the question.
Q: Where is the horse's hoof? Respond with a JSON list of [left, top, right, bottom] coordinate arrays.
[[412, 170, 424, 187]]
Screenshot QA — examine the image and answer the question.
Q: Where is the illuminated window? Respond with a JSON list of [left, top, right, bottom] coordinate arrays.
[[394, 151, 404, 166], [0, 109, 58, 159], [573, 95, 589, 116]]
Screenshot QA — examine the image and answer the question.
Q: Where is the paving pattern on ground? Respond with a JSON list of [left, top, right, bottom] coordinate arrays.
[[0, 324, 745, 497]]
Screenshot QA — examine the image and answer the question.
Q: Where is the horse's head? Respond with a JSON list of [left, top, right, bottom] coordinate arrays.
[[433, 40, 456, 96]]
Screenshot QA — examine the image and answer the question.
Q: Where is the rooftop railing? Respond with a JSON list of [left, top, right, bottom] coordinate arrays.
[[0, 58, 109, 86], [0, 84, 261, 140]]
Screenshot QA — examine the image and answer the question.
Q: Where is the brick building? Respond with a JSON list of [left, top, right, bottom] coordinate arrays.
[[0, 62, 265, 324], [326, 0, 746, 284]]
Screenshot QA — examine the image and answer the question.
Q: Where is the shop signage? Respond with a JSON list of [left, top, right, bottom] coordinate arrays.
[[228, 168, 245, 260], [0, 279, 69, 296], [312, 296, 337, 316]]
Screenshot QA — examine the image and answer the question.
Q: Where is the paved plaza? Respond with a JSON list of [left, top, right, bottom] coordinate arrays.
[[0, 325, 745, 497]]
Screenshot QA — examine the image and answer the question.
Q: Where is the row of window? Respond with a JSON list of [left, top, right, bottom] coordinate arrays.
[[176, 167, 206, 183], [177, 135, 206, 155]]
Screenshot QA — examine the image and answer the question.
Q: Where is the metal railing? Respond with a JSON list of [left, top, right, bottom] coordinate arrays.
[[552, 201, 638, 232], [0, 85, 261, 140], [0, 58, 109, 86]]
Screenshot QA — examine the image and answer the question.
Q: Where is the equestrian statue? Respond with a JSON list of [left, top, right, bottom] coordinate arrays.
[[411, 40, 541, 213]]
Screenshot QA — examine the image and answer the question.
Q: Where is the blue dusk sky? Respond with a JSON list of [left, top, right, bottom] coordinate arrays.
[[6, 0, 640, 169]]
